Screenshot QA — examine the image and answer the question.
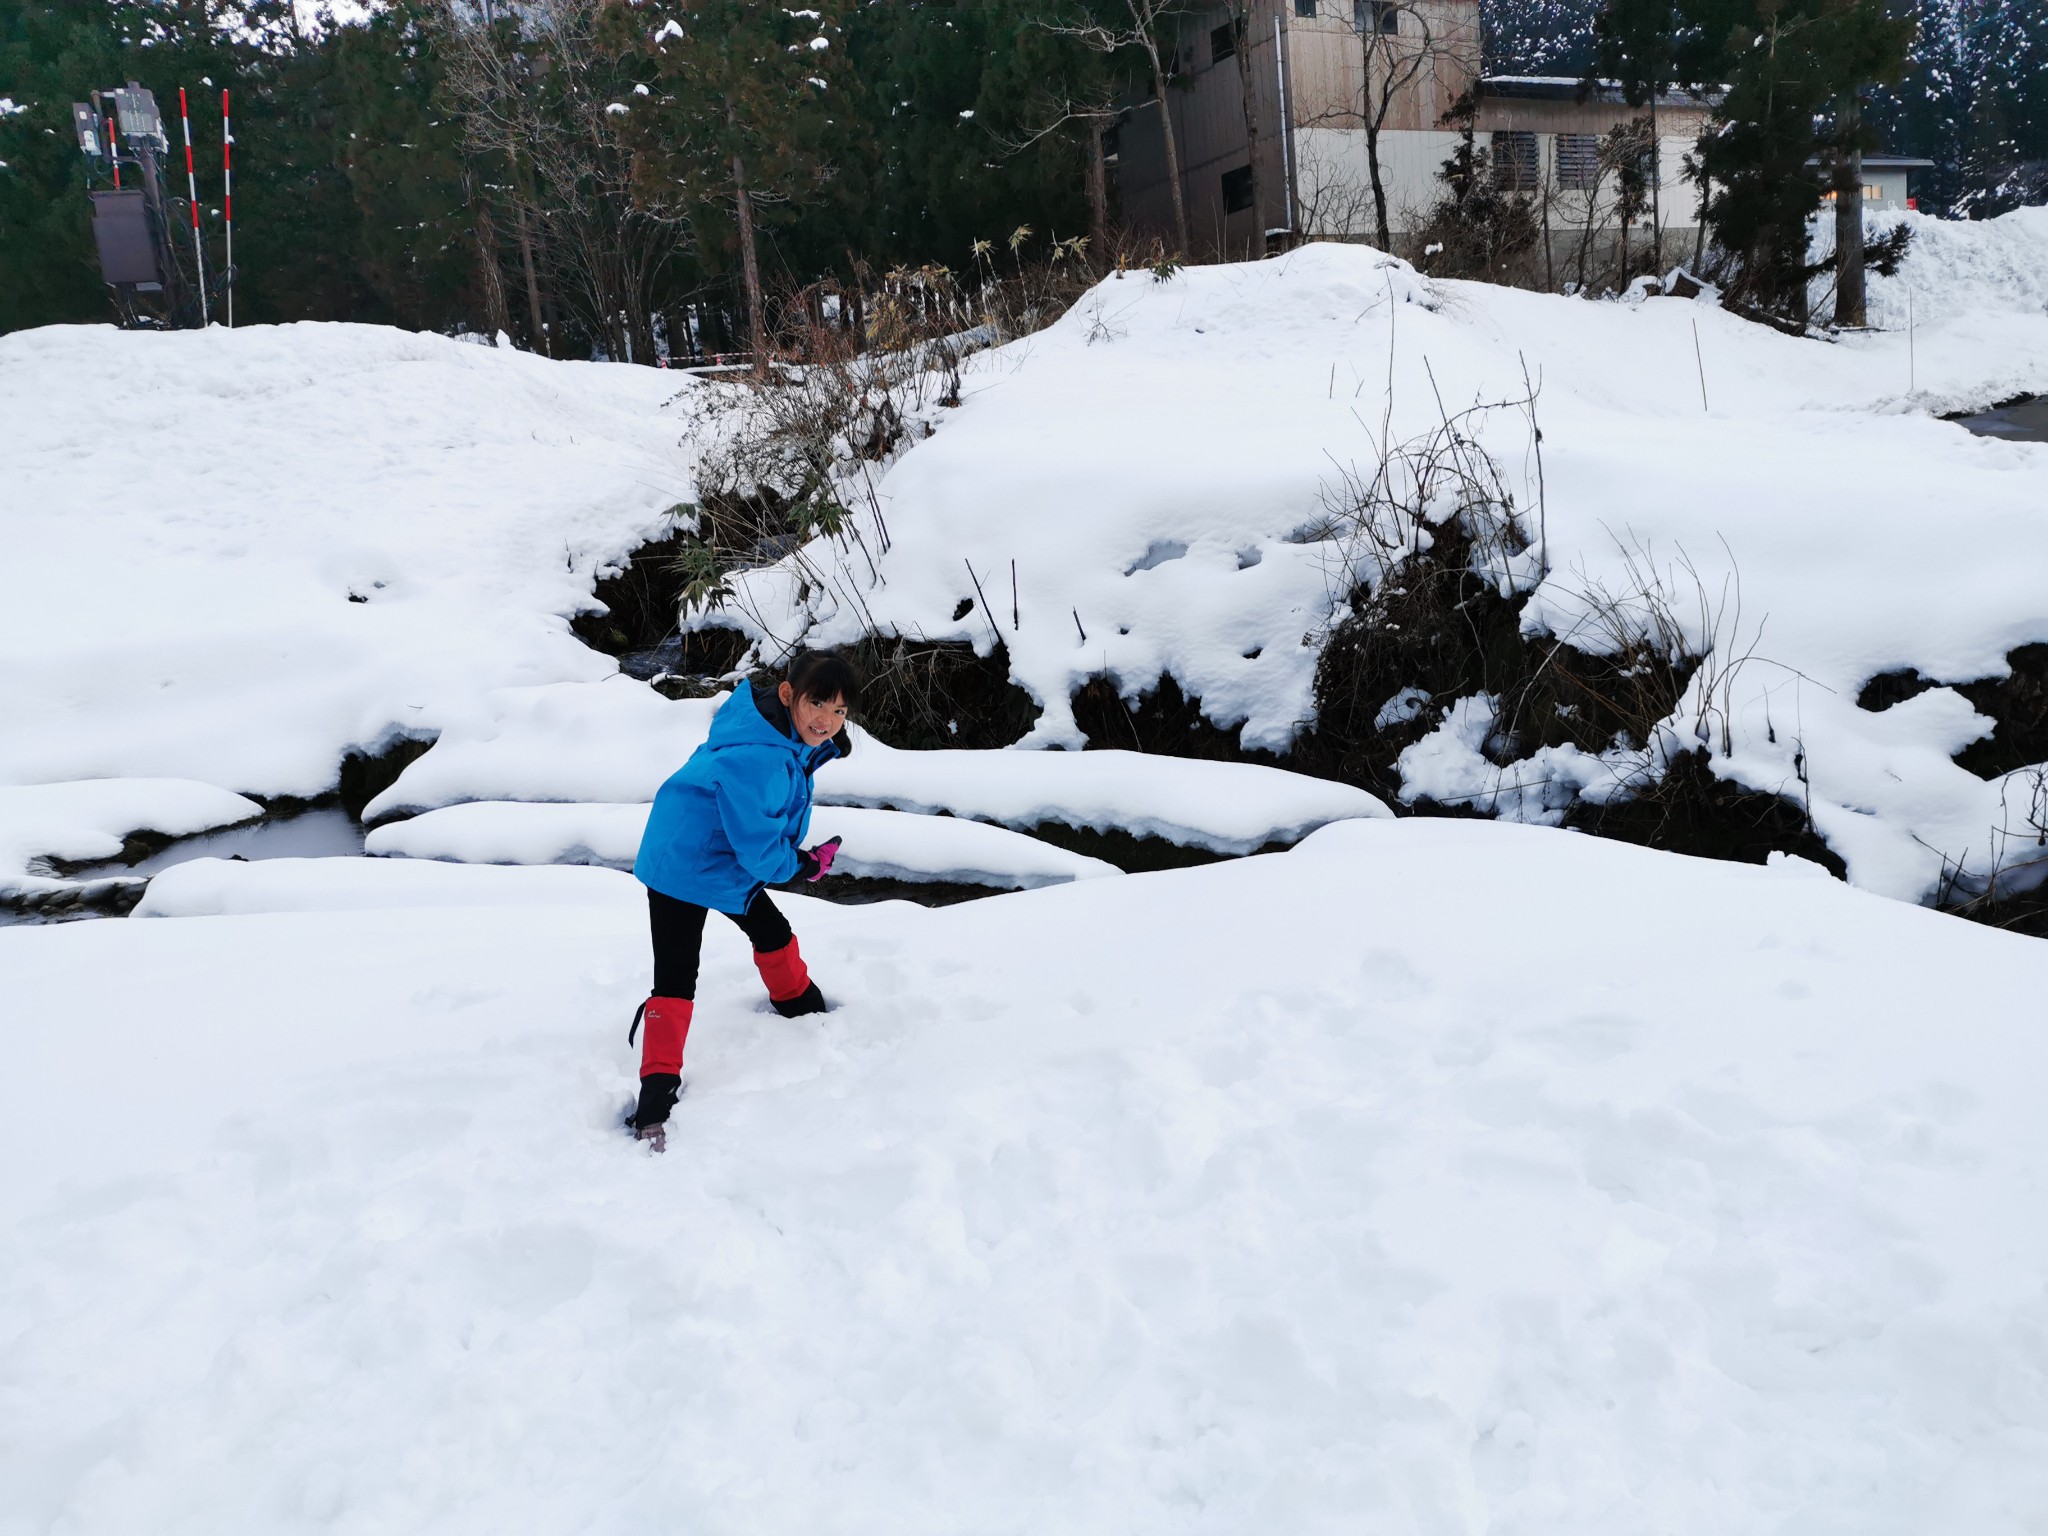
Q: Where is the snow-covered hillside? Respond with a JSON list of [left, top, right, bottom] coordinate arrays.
[[7, 821, 2048, 1533], [701, 212, 2048, 905], [0, 322, 692, 796]]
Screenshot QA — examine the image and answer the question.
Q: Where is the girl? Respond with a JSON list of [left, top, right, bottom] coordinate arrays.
[[625, 651, 860, 1146]]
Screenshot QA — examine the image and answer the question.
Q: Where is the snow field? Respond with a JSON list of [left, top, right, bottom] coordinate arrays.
[[704, 224, 2048, 904], [5, 818, 2048, 1532], [0, 322, 693, 797]]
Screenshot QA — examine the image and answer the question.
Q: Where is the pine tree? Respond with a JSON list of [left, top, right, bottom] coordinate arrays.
[[621, 0, 850, 374]]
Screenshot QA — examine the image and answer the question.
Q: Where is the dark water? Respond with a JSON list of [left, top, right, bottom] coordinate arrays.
[[66, 805, 367, 880], [1953, 396, 2048, 442]]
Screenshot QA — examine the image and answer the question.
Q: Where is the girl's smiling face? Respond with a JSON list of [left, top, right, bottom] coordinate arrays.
[[778, 681, 848, 747]]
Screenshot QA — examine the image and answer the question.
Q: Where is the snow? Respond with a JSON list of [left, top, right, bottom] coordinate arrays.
[[134, 854, 635, 917], [698, 221, 2048, 903], [7, 818, 2048, 1530], [362, 682, 1387, 852], [0, 778, 261, 900], [823, 728, 1393, 853], [0, 322, 692, 799], [361, 679, 722, 822], [366, 800, 1123, 889]]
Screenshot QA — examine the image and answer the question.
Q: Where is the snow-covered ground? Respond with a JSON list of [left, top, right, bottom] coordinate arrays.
[[0, 322, 693, 797], [4, 225, 2047, 1530], [700, 210, 2048, 905], [6, 819, 2048, 1532]]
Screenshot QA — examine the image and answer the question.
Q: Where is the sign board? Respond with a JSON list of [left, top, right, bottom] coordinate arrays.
[[90, 189, 162, 286]]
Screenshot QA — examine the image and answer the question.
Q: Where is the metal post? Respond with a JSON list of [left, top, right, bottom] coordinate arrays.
[[106, 114, 121, 188], [1273, 14, 1295, 236], [179, 88, 209, 325], [222, 89, 234, 328]]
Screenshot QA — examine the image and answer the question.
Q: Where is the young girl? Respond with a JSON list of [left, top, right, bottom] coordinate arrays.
[[625, 651, 860, 1146]]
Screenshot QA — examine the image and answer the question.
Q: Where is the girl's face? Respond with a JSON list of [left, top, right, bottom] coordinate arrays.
[[779, 682, 849, 747]]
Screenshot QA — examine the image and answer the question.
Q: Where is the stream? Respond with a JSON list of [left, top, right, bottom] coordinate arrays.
[[1953, 396, 2048, 442]]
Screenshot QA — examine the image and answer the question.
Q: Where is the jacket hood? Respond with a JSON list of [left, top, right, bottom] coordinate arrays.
[[707, 681, 853, 762], [706, 682, 805, 756]]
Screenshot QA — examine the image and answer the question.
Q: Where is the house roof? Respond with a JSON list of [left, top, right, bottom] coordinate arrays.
[[1481, 75, 1712, 110]]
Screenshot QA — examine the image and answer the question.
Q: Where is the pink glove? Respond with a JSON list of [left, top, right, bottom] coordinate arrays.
[[799, 836, 842, 881]]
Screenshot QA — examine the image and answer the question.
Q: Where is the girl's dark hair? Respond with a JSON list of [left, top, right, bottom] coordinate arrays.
[[786, 650, 861, 711]]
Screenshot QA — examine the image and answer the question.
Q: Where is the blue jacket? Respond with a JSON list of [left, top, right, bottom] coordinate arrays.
[[634, 682, 845, 913]]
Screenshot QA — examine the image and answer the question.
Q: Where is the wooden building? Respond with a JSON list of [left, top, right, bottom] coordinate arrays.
[[1113, 0, 1717, 266]]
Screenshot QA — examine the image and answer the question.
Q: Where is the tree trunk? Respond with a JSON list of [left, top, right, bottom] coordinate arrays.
[[1151, 60, 1190, 255], [1086, 117, 1110, 254], [513, 200, 544, 346], [1231, 2, 1263, 257], [1365, 116, 1391, 251], [1833, 91, 1866, 327], [1648, 95, 1663, 272], [732, 150, 769, 377]]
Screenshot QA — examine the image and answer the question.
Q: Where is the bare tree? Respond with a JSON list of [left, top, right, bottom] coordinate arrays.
[[1000, 90, 1123, 255], [434, 0, 689, 361], [1292, 2, 1465, 252], [1056, 0, 1192, 255]]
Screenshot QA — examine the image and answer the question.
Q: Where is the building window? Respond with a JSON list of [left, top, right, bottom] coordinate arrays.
[[1353, 0, 1399, 31], [1295, 0, 1317, 16], [1554, 133, 1599, 190], [1492, 131, 1539, 192], [1222, 164, 1255, 214], [1210, 20, 1236, 63]]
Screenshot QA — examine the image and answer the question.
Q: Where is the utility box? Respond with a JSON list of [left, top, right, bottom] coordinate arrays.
[[90, 190, 163, 288]]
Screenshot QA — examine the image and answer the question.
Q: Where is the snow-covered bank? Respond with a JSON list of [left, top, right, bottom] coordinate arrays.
[[364, 800, 1123, 889], [700, 217, 2048, 905], [5, 817, 2047, 1532], [0, 778, 262, 902], [0, 323, 691, 797]]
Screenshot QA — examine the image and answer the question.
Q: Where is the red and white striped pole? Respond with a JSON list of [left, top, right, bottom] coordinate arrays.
[[221, 88, 234, 329], [106, 113, 121, 189], [179, 87, 209, 326]]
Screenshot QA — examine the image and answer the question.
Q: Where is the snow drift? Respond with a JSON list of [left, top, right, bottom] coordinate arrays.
[[698, 218, 2048, 905], [6, 819, 2048, 1532]]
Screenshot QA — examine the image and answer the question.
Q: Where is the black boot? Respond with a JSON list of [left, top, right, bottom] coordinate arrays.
[[772, 982, 828, 1019], [627, 1072, 681, 1150]]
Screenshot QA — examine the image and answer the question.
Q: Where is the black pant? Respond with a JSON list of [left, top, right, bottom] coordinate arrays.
[[649, 887, 794, 1000]]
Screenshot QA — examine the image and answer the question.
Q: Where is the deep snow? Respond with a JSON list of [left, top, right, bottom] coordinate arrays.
[[0, 322, 692, 797], [697, 213, 2048, 905], [5, 820, 2048, 1533]]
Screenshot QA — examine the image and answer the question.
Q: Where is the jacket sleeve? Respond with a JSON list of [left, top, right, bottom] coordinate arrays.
[[712, 749, 802, 886]]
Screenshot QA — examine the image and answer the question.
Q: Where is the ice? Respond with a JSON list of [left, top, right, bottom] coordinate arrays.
[[6, 818, 2048, 1529], [0, 778, 262, 900], [366, 800, 1122, 889]]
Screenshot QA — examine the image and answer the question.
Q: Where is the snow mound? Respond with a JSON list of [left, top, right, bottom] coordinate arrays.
[[700, 232, 2048, 903], [0, 778, 261, 899], [822, 727, 1393, 852], [363, 679, 723, 821], [366, 800, 1122, 889], [7, 818, 2048, 1529], [0, 322, 692, 798], [134, 854, 635, 916]]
